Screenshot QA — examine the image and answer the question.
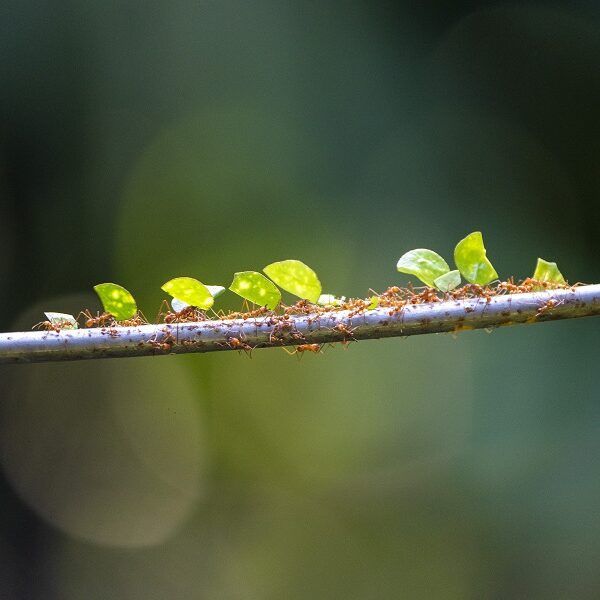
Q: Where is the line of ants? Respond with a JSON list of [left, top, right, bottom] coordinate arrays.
[[220, 320, 358, 359], [33, 300, 207, 332], [34, 309, 149, 332], [223, 338, 338, 359], [32, 306, 358, 358], [32, 279, 574, 348], [224, 323, 357, 358]]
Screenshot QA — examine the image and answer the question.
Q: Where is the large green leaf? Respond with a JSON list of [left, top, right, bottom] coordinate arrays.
[[229, 271, 281, 309], [93, 283, 137, 321], [161, 277, 214, 310], [263, 260, 322, 303], [454, 232, 498, 285], [533, 258, 566, 284], [396, 249, 450, 287], [433, 270, 461, 292]]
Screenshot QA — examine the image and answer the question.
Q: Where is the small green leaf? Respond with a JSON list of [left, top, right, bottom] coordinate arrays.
[[396, 249, 450, 287], [161, 277, 214, 310], [44, 312, 78, 329], [93, 283, 137, 321], [454, 232, 498, 285], [229, 271, 281, 309], [533, 258, 566, 284], [368, 296, 380, 310], [317, 294, 346, 306], [434, 270, 461, 292], [263, 259, 322, 303]]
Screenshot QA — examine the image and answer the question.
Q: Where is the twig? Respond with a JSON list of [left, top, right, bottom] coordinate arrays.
[[1, 285, 599, 364]]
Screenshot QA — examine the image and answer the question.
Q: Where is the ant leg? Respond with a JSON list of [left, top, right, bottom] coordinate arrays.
[[156, 299, 171, 323]]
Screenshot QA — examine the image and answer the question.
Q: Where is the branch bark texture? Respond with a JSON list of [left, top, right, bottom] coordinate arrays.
[[1, 285, 599, 364]]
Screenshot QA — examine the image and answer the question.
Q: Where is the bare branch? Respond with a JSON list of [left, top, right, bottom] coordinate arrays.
[[1, 285, 599, 364]]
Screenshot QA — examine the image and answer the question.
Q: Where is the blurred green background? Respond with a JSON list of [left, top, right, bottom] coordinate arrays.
[[1, 2, 599, 598]]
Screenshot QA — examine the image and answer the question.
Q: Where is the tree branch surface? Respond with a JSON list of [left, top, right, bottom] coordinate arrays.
[[1, 285, 599, 364]]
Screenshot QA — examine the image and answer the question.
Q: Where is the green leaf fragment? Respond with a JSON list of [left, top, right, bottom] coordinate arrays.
[[170, 298, 188, 312], [317, 294, 346, 306], [229, 271, 281, 309], [533, 258, 566, 284], [263, 259, 322, 303], [206, 285, 226, 298], [93, 283, 137, 321], [44, 312, 78, 329], [454, 231, 498, 285], [433, 270, 461, 292], [368, 296, 380, 310], [161, 277, 214, 310], [172, 284, 224, 312], [396, 249, 450, 287]]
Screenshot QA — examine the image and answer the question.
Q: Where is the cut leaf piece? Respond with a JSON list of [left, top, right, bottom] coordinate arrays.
[[206, 285, 226, 298], [171, 298, 189, 312], [533, 258, 566, 284], [317, 294, 346, 306], [454, 232, 498, 285], [434, 270, 461, 292], [229, 271, 281, 309], [161, 277, 214, 310], [263, 260, 322, 303], [44, 312, 78, 329], [396, 249, 450, 287], [171, 284, 224, 312], [368, 296, 380, 310], [93, 283, 137, 321]]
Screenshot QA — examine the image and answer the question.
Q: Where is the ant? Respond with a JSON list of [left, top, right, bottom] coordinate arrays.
[[78, 310, 115, 328], [240, 306, 270, 320], [536, 298, 564, 317], [228, 336, 252, 352], [33, 313, 79, 332], [451, 284, 495, 303], [496, 278, 524, 295], [283, 343, 323, 356], [269, 320, 294, 344], [332, 323, 357, 345], [218, 335, 253, 357], [148, 332, 176, 353], [415, 288, 440, 303], [157, 300, 205, 324], [32, 320, 61, 333], [119, 312, 148, 327], [284, 300, 313, 316], [164, 306, 206, 324]]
